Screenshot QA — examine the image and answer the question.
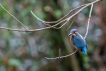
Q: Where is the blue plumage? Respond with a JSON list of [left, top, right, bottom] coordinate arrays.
[[69, 29, 87, 55]]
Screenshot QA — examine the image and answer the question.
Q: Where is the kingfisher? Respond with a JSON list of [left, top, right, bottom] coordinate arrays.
[[68, 29, 87, 55]]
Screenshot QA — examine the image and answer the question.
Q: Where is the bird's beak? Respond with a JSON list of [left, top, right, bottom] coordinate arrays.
[[68, 33, 72, 36]]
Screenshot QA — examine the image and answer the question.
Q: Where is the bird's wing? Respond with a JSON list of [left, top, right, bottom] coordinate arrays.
[[72, 34, 87, 50]]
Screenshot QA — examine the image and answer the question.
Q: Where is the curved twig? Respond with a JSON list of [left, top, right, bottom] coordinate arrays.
[[67, 17, 75, 31], [0, 4, 28, 31], [30, 4, 86, 29], [0, 0, 101, 32], [31, 3, 86, 24], [31, 0, 100, 30], [45, 49, 77, 59], [84, 4, 94, 39], [0, 26, 52, 32]]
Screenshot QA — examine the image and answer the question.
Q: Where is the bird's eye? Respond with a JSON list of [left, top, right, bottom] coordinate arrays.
[[74, 31, 76, 33]]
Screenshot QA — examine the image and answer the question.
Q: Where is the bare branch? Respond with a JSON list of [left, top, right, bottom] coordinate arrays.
[[0, 27, 25, 32], [31, 0, 101, 29], [31, 3, 86, 24], [50, 3, 93, 29], [31, 4, 86, 29], [0, 26, 52, 32], [37, 4, 92, 30], [31, 0, 101, 30], [45, 49, 77, 60], [0, 4, 28, 31], [31, 11, 67, 29], [30, 4, 86, 29], [0, 0, 101, 32], [67, 17, 75, 31], [84, 4, 94, 39], [31, 11, 58, 29]]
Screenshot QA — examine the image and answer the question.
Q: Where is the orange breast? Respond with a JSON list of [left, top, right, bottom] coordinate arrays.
[[69, 35, 78, 50]]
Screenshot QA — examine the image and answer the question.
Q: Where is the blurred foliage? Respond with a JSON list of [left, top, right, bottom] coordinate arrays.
[[0, 0, 106, 71]]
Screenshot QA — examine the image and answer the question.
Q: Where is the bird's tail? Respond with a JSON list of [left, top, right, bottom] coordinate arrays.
[[82, 47, 87, 55]]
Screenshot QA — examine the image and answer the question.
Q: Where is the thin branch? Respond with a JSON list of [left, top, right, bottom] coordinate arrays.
[[56, 0, 100, 29], [55, 19, 69, 29], [45, 49, 77, 60], [30, 4, 86, 29], [31, 0, 101, 29], [39, 4, 92, 30], [30, 3, 86, 24], [0, 27, 25, 32], [31, 4, 86, 29], [84, 4, 94, 39], [31, 11, 67, 29], [67, 17, 75, 31], [0, 0, 101, 32], [0, 4, 28, 31], [51, 3, 92, 29], [31, 0, 101, 30], [0, 26, 52, 32]]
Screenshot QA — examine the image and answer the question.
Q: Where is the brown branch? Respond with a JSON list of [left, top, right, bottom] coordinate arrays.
[[31, 0, 101, 29], [0, 0, 101, 32], [49, 0, 99, 29], [0, 26, 52, 32], [45, 49, 77, 60], [84, 4, 94, 39], [30, 4, 87, 29], [0, 4, 28, 31], [31, 4, 85, 24], [67, 17, 75, 31]]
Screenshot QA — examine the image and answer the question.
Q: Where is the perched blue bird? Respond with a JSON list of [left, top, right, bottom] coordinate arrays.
[[68, 29, 87, 55]]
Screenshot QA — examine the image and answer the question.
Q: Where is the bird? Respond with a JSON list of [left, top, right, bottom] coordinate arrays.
[[68, 29, 87, 55]]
